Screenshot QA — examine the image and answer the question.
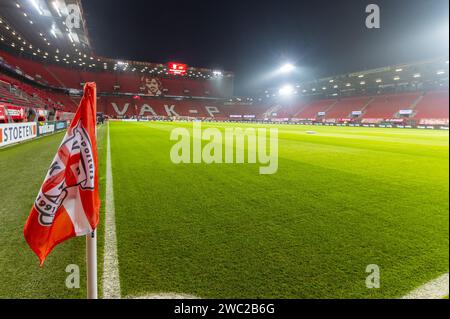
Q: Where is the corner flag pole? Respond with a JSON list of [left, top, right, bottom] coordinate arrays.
[[87, 111, 99, 299], [87, 229, 98, 298]]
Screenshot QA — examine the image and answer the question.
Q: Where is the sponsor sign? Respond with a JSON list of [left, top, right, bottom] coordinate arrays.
[[419, 118, 449, 125], [55, 121, 68, 131], [38, 122, 56, 136], [361, 118, 384, 124], [0, 122, 37, 147], [399, 109, 413, 115], [317, 112, 326, 116], [386, 118, 405, 123], [352, 111, 362, 115]]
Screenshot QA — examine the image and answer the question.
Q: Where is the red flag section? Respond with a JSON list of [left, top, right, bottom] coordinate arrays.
[[24, 82, 100, 265]]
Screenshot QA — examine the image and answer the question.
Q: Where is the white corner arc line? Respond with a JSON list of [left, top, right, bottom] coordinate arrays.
[[401, 273, 449, 299], [102, 122, 122, 299]]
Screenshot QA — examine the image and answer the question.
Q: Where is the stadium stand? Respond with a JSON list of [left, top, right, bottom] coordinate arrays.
[[0, 48, 448, 125], [362, 92, 422, 119], [325, 96, 372, 119], [295, 99, 337, 119], [413, 90, 449, 119]]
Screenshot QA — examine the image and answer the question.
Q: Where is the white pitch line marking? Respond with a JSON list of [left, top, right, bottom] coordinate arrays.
[[102, 123, 122, 299], [401, 273, 449, 299]]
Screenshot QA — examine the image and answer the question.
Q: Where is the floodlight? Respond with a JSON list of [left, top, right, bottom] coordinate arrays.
[[279, 63, 295, 73], [279, 84, 294, 96]]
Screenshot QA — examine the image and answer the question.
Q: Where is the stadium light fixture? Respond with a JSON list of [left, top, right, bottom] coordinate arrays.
[[52, 1, 62, 17], [50, 26, 57, 39], [279, 84, 294, 96], [279, 63, 295, 73], [29, 0, 43, 15]]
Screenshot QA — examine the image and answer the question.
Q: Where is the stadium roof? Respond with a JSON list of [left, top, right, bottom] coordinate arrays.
[[258, 57, 449, 100], [0, 0, 233, 79]]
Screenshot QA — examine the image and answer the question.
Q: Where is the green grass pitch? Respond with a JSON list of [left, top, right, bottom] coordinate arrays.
[[0, 121, 448, 298]]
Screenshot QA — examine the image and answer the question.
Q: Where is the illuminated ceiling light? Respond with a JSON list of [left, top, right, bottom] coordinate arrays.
[[50, 28, 57, 39], [436, 70, 445, 75], [311, 88, 316, 92], [329, 79, 334, 83], [16, 3, 21, 8], [29, 20, 33, 24], [322, 87, 327, 90], [333, 85, 338, 89], [395, 68, 403, 72], [376, 79, 382, 83], [360, 81, 366, 85], [68, 33, 74, 43], [279, 63, 295, 73], [394, 76, 400, 80], [413, 73, 421, 78], [23, 13, 28, 17], [358, 75, 364, 78], [52, 1, 62, 17], [29, 0, 43, 15], [346, 83, 351, 87]]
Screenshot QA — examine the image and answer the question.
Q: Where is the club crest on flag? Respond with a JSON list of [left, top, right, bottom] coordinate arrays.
[[34, 121, 95, 226]]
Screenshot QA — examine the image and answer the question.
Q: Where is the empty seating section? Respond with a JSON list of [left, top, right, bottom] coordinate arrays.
[[295, 99, 336, 118], [0, 52, 61, 87], [0, 52, 231, 97], [0, 73, 79, 112], [325, 97, 371, 119], [414, 91, 449, 119], [363, 92, 421, 118]]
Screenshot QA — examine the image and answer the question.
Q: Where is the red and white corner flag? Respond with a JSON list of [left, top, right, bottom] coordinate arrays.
[[24, 82, 100, 265]]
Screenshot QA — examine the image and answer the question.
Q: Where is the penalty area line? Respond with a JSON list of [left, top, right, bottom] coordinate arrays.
[[102, 122, 122, 299], [401, 273, 449, 299]]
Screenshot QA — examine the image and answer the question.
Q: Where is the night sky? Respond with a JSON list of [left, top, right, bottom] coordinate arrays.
[[82, 0, 449, 95]]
